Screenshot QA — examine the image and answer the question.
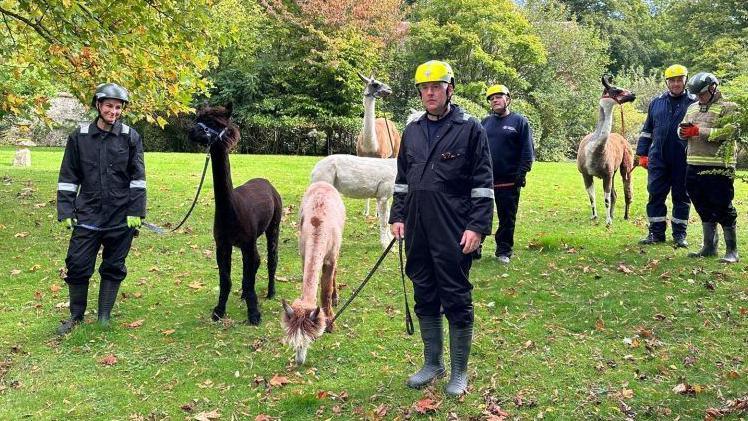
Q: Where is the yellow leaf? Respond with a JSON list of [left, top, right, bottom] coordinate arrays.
[[156, 116, 167, 128]]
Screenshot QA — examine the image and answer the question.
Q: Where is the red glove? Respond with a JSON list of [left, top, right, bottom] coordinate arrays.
[[679, 124, 700, 138], [639, 156, 648, 169]]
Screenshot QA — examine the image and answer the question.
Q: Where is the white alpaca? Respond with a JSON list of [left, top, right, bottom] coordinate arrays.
[[311, 154, 396, 248]]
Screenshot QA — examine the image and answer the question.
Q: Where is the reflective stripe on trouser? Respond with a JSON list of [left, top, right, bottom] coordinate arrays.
[[646, 164, 690, 236], [65, 226, 135, 285], [686, 165, 737, 226], [405, 211, 474, 327]]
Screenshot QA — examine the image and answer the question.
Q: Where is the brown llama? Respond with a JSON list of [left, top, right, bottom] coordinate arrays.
[[281, 181, 345, 365], [577, 75, 636, 225], [356, 72, 401, 216], [188, 104, 282, 325]]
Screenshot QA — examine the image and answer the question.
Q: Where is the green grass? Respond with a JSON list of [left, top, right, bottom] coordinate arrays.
[[1, 146, 747, 420]]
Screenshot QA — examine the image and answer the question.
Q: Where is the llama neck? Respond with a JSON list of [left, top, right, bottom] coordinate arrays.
[[362, 95, 378, 152], [300, 230, 327, 306], [210, 147, 235, 216], [591, 100, 616, 143]]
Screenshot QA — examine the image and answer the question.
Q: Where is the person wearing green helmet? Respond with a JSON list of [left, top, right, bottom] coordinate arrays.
[[390, 60, 494, 397], [679, 72, 739, 263], [56, 82, 147, 335], [480, 84, 535, 264], [635, 64, 696, 248]]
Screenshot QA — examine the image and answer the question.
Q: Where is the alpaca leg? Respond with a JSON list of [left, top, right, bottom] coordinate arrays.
[[321, 261, 336, 332], [364, 199, 370, 216], [377, 197, 392, 248], [331, 269, 338, 307], [583, 174, 597, 220], [241, 244, 262, 325], [622, 172, 633, 220], [212, 244, 232, 321], [603, 176, 613, 226], [265, 210, 281, 299]]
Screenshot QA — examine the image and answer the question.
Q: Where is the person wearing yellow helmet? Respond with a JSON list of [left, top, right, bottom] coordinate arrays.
[[390, 60, 494, 397], [480, 84, 535, 264], [635, 65, 695, 247], [679, 72, 740, 263], [56, 82, 147, 335]]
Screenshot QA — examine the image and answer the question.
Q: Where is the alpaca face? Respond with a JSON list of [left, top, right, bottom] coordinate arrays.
[[281, 300, 326, 365], [188, 105, 239, 150], [600, 75, 636, 105]]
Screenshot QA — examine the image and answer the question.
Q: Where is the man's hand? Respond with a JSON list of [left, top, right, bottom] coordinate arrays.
[[514, 172, 527, 187], [638, 155, 648, 169], [391, 222, 405, 240], [678, 123, 700, 138], [60, 218, 74, 229], [460, 230, 482, 254], [127, 216, 142, 229]]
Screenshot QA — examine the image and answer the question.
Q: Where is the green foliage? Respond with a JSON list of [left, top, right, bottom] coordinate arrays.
[[0, 0, 237, 123]]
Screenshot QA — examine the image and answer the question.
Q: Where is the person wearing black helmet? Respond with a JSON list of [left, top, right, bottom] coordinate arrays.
[[56, 83, 147, 334], [678, 72, 739, 263]]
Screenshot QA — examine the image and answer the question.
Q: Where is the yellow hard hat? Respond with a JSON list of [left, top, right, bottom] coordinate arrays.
[[486, 84, 510, 100], [664, 64, 688, 79], [414, 60, 455, 86]]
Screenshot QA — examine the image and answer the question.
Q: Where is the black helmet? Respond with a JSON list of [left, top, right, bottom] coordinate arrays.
[[687, 72, 719, 94], [91, 83, 129, 107]]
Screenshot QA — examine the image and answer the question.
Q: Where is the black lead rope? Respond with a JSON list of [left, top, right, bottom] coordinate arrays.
[[166, 150, 211, 233], [331, 238, 414, 335]]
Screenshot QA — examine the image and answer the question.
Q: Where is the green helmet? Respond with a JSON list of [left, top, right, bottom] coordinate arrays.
[[687, 72, 719, 94], [91, 83, 130, 107]]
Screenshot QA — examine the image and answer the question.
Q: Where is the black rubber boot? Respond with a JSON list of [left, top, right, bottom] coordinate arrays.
[[406, 315, 445, 389], [689, 222, 718, 258], [445, 322, 473, 397], [97, 279, 121, 326], [639, 232, 666, 245], [720, 225, 739, 264], [57, 283, 88, 335]]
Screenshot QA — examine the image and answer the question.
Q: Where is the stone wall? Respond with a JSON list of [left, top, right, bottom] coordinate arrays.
[[36, 92, 90, 146]]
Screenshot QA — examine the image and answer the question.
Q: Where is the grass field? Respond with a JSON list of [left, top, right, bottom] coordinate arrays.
[[1, 146, 747, 420]]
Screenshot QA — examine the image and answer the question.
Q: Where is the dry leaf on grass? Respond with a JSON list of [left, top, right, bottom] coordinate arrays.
[[413, 397, 441, 414], [100, 354, 118, 366], [194, 409, 220, 421], [269, 374, 290, 387], [124, 319, 144, 328]]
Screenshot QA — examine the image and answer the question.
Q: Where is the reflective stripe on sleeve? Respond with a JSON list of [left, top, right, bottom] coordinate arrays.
[[393, 184, 408, 194], [471, 188, 494, 199], [130, 180, 146, 189], [58, 182, 78, 192], [639, 132, 651, 138]]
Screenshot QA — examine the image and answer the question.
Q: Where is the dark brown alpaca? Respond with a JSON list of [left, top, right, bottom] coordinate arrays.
[[188, 104, 282, 324], [577, 75, 636, 226]]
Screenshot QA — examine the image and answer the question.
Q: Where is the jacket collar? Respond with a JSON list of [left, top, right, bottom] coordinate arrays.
[[88, 119, 124, 136]]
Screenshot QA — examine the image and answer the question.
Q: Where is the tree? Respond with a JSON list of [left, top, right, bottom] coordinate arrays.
[[0, 0, 236, 124]]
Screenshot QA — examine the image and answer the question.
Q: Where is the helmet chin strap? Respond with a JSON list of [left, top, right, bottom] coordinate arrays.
[[425, 93, 452, 120]]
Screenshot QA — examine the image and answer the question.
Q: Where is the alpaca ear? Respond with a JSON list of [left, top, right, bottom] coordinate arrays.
[[357, 72, 369, 83], [282, 299, 294, 318], [225, 102, 233, 118], [309, 306, 321, 321]]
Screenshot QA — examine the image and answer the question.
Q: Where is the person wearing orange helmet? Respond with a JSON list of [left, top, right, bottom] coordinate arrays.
[[390, 60, 494, 397], [635, 64, 696, 247]]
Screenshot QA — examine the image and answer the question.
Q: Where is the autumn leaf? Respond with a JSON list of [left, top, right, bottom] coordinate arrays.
[[14, 232, 29, 238], [413, 397, 441, 414], [100, 354, 118, 366], [161, 329, 176, 336], [373, 404, 387, 418], [10, 269, 21, 276], [268, 374, 290, 387], [124, 319, 144, 328], [255, 415, 271, 421], [617, 263, 633, 274], [595, 318, 605, 331], [188, 281, 204, 290], [50, 284, 62, 293], [194, 409, 220, 421], [316, 390, 329, 399]]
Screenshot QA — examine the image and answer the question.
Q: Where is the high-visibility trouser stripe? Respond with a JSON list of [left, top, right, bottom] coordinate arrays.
[[130, 180, 146, 189], [648, 216, 667, 223], [639, 132, 652, 138], [393, 184, 408, 194], [687, 157, 735, 165], [671, 218, 688, 225], [471, 188, 494, 199], [58, 183, 78, 192]]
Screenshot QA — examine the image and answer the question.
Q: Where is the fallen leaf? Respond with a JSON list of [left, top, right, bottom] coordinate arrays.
[[414, 397, 440, 414], [124, 319, 144, 328], [188, 281, 204, 290], [316, 390, 329, 399], [29, 264, 41, 272], [161, 329, 176, 336], [255, 415, 271, 421], [50, 284, 62, 293], [100, 354, 118, 366], [618, 263, 633, 274], [269, 374, 290, 387], [10, 269, 21, 276], [194, 409, 220, 421], [14, 232, 29, 238], [595, 318, 605, 331], [374, 403, 387, 418]]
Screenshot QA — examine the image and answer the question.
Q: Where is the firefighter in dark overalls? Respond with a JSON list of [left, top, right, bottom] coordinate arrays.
[[56, 83, 146, 335], [389, 61, 494, 396]]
